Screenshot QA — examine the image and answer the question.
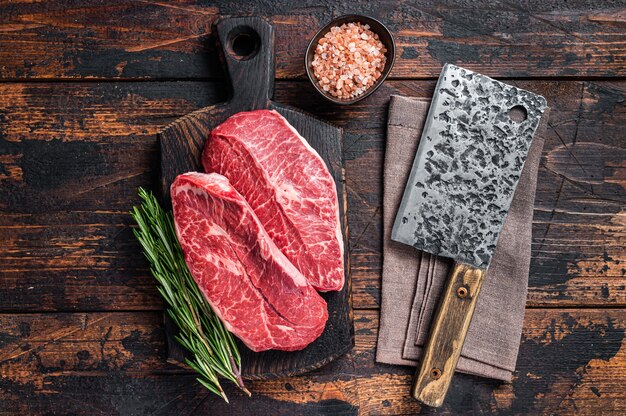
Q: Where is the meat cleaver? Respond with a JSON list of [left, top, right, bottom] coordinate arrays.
[[391, 64, 547, 407]]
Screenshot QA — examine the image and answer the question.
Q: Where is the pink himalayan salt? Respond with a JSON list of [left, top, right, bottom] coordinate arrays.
[[311, 22, 387, 100]]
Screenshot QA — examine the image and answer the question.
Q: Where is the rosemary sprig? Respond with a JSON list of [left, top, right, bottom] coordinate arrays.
[[131, 188, 250, 402]]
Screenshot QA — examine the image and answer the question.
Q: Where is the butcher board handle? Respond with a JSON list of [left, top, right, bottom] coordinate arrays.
[[411, 262, 485, 407], [216, 17, 274, 110]]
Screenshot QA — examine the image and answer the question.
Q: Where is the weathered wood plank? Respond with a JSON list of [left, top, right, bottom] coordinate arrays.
[[0, 1, 624, 80], [0, 80, 624, 312], [1, 309, 624, 415]]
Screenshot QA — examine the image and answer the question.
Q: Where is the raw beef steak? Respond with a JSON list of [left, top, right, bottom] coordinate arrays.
[[171, 172, 328, 352], [202, 110, 344, 292]]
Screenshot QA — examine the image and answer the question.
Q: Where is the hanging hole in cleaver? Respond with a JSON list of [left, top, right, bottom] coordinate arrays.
[[508, 105, 528, 123]]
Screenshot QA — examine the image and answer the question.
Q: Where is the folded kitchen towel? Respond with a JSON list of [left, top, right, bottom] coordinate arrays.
[[376, 95, 549, 381]]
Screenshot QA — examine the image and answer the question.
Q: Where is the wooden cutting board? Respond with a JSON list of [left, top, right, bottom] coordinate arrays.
[[158, 16, 353, 379]]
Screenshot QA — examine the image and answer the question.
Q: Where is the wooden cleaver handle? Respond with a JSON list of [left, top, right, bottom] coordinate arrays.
[[411, 262, 485, 407]]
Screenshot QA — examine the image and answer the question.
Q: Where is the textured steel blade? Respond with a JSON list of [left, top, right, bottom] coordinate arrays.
[[391, 64, 547, 269]]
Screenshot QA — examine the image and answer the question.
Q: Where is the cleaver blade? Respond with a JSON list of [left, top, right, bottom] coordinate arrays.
[[392, 64, 547, 407]]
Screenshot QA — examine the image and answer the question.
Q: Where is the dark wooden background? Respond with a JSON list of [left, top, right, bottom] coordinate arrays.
[[0, 1, 624, 415]]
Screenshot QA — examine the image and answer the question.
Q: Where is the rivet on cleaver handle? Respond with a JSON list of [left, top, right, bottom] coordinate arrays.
[[391, 64, 547, 406]]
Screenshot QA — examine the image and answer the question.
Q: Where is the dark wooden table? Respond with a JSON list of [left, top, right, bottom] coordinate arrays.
[[1, 1, 624, 415]]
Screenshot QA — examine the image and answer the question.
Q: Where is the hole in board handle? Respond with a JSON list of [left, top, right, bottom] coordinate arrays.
[[226, 26, 261, 60], [431, 368, 442, 379]]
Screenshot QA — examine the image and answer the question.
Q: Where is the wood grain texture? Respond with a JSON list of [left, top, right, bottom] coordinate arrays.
[[0, 80, 622, 313], [411, 264, 486, 407], [158, 17, 353, 379], [0, 1, 625, 80], [0, 309, 624, 415]]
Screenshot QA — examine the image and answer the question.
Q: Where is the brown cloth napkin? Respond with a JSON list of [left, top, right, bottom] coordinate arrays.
[[376, 95, 549, 381]]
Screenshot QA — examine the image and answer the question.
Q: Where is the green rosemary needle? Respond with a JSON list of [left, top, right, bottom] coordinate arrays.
[[131, 188, 250, 402]]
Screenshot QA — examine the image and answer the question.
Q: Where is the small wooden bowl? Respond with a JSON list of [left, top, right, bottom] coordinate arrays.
[[305, 15, 396, 105]]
